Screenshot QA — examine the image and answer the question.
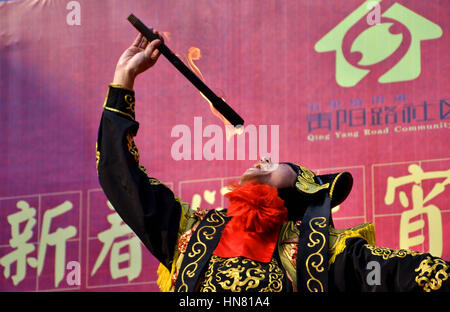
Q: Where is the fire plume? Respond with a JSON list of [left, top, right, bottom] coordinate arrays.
[[187, 46, 243, 141]]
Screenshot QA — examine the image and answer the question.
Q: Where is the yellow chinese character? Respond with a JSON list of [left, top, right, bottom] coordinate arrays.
[[385, 164, 449, 257], [0, 200, 37, 286], [30, 200, 77, 287], [1, 200, 77, 288], [91, 201, 142, 282]]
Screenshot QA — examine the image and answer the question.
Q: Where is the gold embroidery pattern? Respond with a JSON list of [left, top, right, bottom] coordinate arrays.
[[295, 165, 329, 194], [199, 257, 218, 292], [305, 217, 327, 292], [260, 259, 284, 292], [124, 94, 135, 113], [200, 255, 283, 292], [365, 244, 422, 260], [125, 132, 154, 178], [126, 131, 140, 163], [328, 223, 376, 267], [329, 172, 343, 199], [415, 256, 449, 292], [95, 142, 100, 173], [103, 85, 135, 120], [177, 210, 226, 292], [139, 165, 148, 175], [148, 178, 162, 185]]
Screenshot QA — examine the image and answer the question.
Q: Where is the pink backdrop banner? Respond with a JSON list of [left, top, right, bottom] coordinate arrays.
[[0, 0, 448, 291]]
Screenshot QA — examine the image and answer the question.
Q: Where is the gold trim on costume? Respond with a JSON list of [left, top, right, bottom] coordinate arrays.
[[305, 217, 327, 292], [138, 165, 148, 175], [329, 172, 343, 199], [103, 84, 136, 120], [295, 166, 329, 194], [365, 244, 423, 260], [147, 178, 160, 185], [200, 255, 283, 292], [109, 83, 135, 92], [126, 131, 140, 163], [95, 142, 100, 174], [157, 197, 197, 292], [102, 87, 111, 108], [124, 94, 136, 113], [260, 258, 284, 292], [415, 256, 449, 292], [103, 106, 135, 121], [177, 210, 227, 292], [125, 131, 152, 177], [328, 223, 376, 267]]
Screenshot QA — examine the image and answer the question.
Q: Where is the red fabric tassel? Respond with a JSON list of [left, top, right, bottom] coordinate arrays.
[[213, 181, 288, 263]]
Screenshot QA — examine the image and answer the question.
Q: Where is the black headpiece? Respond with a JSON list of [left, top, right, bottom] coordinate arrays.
[[277, 162, 353, 221], [277, 162, 353, 293]]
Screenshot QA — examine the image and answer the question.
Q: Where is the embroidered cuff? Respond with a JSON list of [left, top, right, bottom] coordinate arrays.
[[103, 84, 136, 120]]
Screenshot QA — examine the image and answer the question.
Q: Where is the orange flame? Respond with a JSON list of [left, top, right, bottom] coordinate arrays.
[[187, 47, 243, 141]]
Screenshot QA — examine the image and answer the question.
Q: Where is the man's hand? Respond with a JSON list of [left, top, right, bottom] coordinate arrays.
[[112, 32, 163, 90]]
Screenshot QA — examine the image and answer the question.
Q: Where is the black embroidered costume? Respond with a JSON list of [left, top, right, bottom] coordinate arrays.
[[97, 85, 450, 292]]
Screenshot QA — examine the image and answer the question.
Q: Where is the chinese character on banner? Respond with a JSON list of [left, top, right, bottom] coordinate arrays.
[[0, 200, 77, 287], [91, 201, 142, 282], [384, 164, 449, 257], [0, 200, 36, 286]]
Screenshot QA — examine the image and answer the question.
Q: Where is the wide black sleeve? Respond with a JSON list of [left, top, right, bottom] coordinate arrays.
[[96, 84, 182, 269], [329, 238, 450, 292]]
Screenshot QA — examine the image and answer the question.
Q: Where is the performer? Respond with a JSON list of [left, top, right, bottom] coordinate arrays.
[[96, 32, 450, 292]]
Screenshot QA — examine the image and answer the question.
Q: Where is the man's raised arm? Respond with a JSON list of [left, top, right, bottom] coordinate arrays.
[[96, 33, 191, 270]]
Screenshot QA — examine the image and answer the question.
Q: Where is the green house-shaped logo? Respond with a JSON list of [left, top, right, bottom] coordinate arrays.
[[315, 0, 443, 87]]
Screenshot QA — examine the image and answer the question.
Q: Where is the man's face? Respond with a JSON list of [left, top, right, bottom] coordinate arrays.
[[240, 158, 297, 189]]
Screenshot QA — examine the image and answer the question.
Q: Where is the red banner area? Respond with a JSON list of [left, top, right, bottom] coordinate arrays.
[[0, 0, 448, 291]]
